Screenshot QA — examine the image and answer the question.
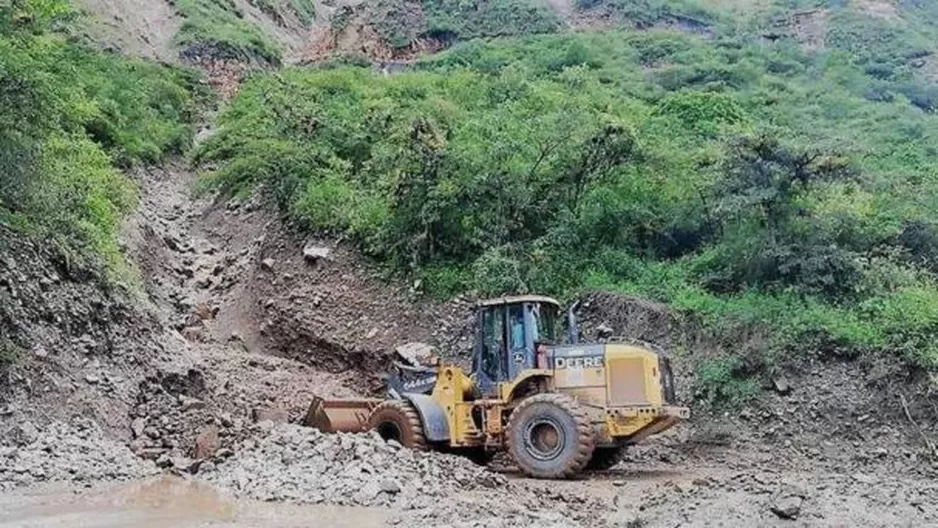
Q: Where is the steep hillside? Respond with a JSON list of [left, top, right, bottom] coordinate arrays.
[[75, 0, 315, 65], [192, 2, 938, 461]]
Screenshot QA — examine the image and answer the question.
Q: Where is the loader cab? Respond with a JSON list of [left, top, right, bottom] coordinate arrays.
[[472, 295, 561, 395]]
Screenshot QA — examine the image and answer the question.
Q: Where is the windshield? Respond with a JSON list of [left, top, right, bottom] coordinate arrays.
[[531, 303, 558, 343]]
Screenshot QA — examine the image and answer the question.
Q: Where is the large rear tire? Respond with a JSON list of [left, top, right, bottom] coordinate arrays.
[[506, 393, 595, 479], [367, 400, 427, 450], [586, 446, 626, 471]]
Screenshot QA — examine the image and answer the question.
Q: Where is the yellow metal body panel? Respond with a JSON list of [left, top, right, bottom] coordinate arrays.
[[496, 369, 554, 402], [603, 344, 664, 407], [551, 344, 688, 445], [425, 346, 688, 449], [551, 344, 662, 407], [431, 366, 481, 446]]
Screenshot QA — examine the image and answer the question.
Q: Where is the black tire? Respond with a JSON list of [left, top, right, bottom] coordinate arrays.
[[367, 400, 427, 450], [586, 446, 626, 471], [506, 393, 595, 479]]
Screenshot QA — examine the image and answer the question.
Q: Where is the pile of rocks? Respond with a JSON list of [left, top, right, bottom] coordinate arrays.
[[0, 419, 158, 491], [200, 423, 504, 508], [199, 423, 614, 527]]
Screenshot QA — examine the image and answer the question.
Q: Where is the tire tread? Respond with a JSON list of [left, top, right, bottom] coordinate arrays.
[[368, 400, 428, 450], [506, 393, 595, 479]]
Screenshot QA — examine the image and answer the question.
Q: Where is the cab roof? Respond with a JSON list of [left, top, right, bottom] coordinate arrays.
[[477, 295, 561, 308]]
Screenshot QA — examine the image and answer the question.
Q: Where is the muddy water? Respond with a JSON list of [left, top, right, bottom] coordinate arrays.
[[0, 476, 388, 527]]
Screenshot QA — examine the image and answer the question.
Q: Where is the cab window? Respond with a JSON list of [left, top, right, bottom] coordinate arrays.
[[482, 306, 505, 380], [508, 304, 525, 351], [532, 304, 558, 343]]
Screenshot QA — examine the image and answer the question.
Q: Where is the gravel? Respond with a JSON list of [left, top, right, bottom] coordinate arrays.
[[198, 423, 612, 527], [200, 423, 505, 508], [0, 420, 158, 491]]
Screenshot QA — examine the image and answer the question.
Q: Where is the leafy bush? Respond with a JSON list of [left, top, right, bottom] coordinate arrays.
[[196, 66, 642, 270], [200, 16, 938, 378], [0, 0, 202, 270], [422, 0, 562, 40], [655, 91, 747, 135], [695, 356, 761, 407], [575, 0, 716, 29]]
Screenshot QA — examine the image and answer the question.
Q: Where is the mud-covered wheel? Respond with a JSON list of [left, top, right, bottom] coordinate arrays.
[[586, 446, 626, 471], [506, 393, 595, 479], [368, 400, 427, 450]]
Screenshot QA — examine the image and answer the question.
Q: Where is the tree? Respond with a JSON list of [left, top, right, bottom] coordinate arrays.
[[703, 135, 861, 297]]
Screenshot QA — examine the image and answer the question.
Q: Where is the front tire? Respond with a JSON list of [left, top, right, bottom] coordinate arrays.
[[506, 394, 595, 479], [367, 400, 427, 450]]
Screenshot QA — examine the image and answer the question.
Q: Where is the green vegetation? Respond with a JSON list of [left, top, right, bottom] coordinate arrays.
[[1, 0, 204, 272], [248, 0, 281, 23], [340, 0, 562, 53], [290, 0, 316, 26], [695, 356, 761, 407], [197, 0, 938, 399], [422, 0, 562, 40], [0, 337, 24, 369], [175, 0, 282, 64], [575, 0, 718, 28]]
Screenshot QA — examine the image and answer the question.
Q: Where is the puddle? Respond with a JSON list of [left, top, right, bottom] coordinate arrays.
[[0, 476, 388, 527]]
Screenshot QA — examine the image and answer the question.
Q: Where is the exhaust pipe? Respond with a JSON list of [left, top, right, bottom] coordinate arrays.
[[566, 300, 580, 345]]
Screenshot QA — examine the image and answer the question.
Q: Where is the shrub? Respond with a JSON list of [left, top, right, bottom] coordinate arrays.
[[290, 0, 316, 26], [0, 338, 24, 369], [694, 356, 761, 407], [423, 0, 562, 40]]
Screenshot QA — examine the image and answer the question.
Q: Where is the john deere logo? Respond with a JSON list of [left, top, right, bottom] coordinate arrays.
[[553, 355, 603, 369]]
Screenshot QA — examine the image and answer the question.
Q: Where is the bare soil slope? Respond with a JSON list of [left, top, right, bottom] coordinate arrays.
[[74, 0, 313, 63], [73, 0, 182, 61]]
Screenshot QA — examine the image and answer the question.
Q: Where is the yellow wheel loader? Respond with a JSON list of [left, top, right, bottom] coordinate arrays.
[[305, 295, 689, 479]]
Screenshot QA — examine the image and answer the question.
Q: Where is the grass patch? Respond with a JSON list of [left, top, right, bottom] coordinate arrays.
[[290, 0, 316, 26], [175, 0, 283, 64]]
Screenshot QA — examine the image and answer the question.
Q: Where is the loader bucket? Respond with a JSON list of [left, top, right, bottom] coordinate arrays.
[[304, 396, 384, 433]]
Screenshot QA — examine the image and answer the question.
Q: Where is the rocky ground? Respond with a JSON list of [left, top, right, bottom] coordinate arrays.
[[0, 420, 158, 492]]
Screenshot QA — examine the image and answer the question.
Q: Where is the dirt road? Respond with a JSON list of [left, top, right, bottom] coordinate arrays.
[[3, 450, 937, 528]]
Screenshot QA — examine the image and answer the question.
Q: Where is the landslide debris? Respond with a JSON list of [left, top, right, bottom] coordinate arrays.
[[201, 423, 503, 507], [0, 419, 158, 492], [201, 423, 607, 527], [0, 224, 189, 440]]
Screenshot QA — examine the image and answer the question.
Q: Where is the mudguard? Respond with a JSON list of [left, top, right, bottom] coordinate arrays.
[[402, 393, 450, 442]]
